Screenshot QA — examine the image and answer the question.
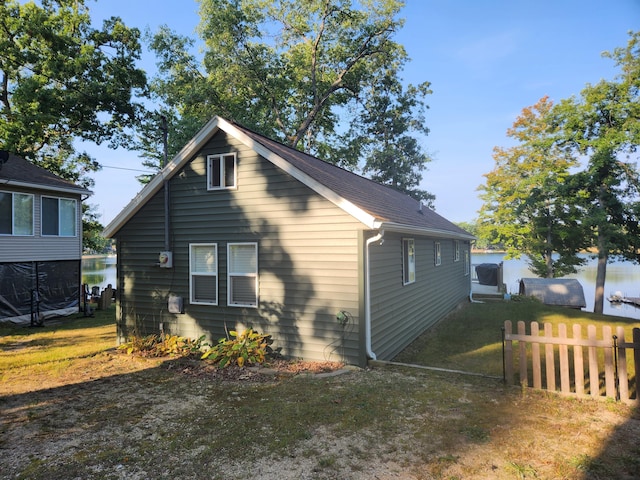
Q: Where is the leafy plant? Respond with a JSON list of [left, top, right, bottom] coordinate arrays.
[[201, 328, 273, 368], [119, 334, 207, 357]]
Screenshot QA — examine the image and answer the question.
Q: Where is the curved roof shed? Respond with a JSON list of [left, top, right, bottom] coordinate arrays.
[[519, 278, 586, 309]]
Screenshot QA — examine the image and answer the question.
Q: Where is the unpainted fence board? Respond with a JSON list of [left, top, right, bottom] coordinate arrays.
[[588, 325, 599, 398], [544, 323, 555, 391], [518, 321, 527, 386], [573, 324, 585, 396], [531, 322, 542, 389], [559, 323, 570, 394], [617, 326, 629, 403], [503, 322, 638, 404]]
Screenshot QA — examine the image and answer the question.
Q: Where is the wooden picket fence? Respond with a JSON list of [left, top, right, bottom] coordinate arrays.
[[503, 321, 640, 404]]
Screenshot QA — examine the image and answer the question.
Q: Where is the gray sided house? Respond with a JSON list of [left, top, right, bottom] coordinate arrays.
[[0, 152, 91, 324], [104, 117, 474, 366]]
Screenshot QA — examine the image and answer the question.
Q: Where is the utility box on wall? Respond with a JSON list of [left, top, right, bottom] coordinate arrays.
[[168, 295, 183, 314], [159, 251, 173, 268]]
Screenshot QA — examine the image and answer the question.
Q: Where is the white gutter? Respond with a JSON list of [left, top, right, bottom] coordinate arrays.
[[364, 229, 384, 360]]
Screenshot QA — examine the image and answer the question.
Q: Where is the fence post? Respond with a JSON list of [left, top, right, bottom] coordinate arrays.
[[634, 328, 640, 402], [503, 321, 513, 385]]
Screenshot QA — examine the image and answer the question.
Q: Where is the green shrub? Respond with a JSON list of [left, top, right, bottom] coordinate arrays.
[[201, 328, 273, 368]]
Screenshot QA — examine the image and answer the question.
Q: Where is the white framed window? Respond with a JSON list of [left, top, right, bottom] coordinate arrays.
[[190, 243, 218, 305], [454, 240, 460, 262], [0, 191, 33, 236], [464, 250, 470, 276], [435, 242, 442, 266], [402, 238, 416, 285], [228, 242, 258, 307], [41, 196, 76, 236], [207, 153, 237, 190]]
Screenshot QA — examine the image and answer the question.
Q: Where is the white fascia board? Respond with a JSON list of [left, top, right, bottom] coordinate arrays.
[[220, 119, 380, 229], [1, 179, 90, 197], [103, 117, 223, 238], [379, 222, 476, 241]]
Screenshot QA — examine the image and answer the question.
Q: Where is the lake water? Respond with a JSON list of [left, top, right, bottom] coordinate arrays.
[[474, 252, 640, 320], [82, 253, 640, 321]]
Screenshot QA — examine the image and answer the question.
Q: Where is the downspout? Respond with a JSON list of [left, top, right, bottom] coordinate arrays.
[[469, 239, 484, 304], [365, 229, 384, 360], [161, 115, 170, 252]]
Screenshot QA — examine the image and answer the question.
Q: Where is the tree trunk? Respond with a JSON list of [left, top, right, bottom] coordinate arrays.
[[593, 233, 608, 315]]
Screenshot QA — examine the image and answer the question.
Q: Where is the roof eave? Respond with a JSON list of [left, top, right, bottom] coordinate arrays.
[[377, 221, 476, 240], [0, 179, 91, 196]]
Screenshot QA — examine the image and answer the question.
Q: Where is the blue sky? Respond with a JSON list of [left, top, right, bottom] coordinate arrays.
[[87, 0, 640, 226]]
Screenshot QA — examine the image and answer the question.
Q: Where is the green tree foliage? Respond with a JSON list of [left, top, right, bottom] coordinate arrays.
[[478, 96, 587, 278], [0, 0, 147, 247], [348, 70, 434, 204], [141, 0, 431, 198], [553, 31, 640, 313]]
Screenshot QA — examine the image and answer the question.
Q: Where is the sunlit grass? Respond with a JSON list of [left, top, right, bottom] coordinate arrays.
[[395, 296, 640, 381], [0, 307, 115, 371]]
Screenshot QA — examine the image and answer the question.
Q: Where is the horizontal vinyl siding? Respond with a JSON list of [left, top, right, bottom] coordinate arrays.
[[116, 131, 364, 364], [369, 232, 470, 360], [0, 188, 83, 262]]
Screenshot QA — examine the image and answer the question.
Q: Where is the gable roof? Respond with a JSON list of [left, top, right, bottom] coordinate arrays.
[[0, 152, 92, 197], [103, 116, 474, 240]]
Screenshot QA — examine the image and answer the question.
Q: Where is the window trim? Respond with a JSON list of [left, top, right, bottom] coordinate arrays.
[[402, 238, 416, 285], [454, 240, 460, 262], [435, 241, 442, 266], [0, 191, 34, 236], [41, 196, 77, 237], [189, 243, 218, 305], [207, 153, 237, 190], [227, 242, 258, 308]]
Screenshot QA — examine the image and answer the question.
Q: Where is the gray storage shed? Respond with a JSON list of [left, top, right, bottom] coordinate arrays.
[[519, 278, 586, 309]]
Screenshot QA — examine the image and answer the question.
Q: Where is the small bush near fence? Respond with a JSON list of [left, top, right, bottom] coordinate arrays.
[[503, 320, 639, 404]]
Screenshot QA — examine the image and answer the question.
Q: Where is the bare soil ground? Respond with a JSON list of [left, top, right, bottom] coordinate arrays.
[[2, 348, 640, 479]]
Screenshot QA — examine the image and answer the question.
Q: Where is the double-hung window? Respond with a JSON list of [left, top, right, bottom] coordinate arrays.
[[402, 238, 416, 285], [190, 243, 218, 305], [435, 242, 442, 266], [41, 196, 76, 236], [227, 243, 258, 307], [0, 191, 33, 235], [207, 153, 237, 190]]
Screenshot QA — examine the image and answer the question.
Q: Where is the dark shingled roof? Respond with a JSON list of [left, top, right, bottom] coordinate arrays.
[[233, 122, 471, 237], [0, 152, 91, 195]]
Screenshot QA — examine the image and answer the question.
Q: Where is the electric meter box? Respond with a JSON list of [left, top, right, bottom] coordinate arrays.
[[159, 251, 173, 268], [168, 295, 183, 314]]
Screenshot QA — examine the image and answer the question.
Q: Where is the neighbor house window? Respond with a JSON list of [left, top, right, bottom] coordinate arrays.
[[435, 242, 442, 266], [0, 191, 33, 236], [402, 238, 416, 285], [41, 196, 76, 236], [207, 153, 236, 190], [190, 243, 218, 305], [454, 240, 460, 262], [228, 242, 258, 307]]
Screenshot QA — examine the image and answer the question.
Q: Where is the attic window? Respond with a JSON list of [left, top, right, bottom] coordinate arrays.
[[207, 153, 236, 190]]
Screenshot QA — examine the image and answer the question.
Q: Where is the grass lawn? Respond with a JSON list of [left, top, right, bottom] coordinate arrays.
[[1, 300, 639, 479]]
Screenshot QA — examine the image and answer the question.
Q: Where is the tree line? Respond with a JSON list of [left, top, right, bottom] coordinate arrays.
[[1, 1, 639, 315], [0, 0, 433, 254], [477, 31, 640, 313]]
